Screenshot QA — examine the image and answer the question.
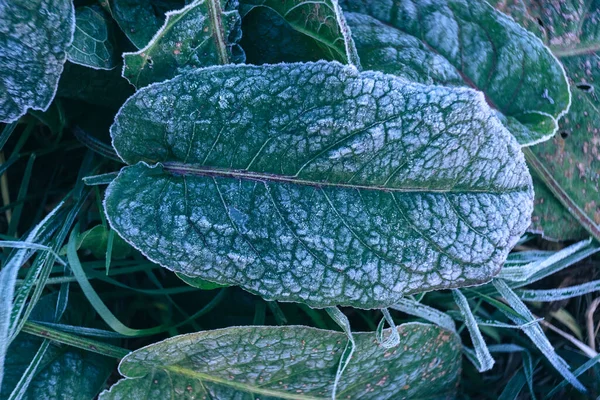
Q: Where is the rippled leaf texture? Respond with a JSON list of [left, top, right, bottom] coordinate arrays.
[[104, 0, 185, 49], [0, 295, 114, 400], [68, 5, 118, 70], [105, 62, 533, 308], [495, 0, 600, 240], [338, 0, 570, 146], [0, 0, 75, 123], [239, 0, 360, 66], [123, 0, 245, 88], [100, 324, 460, 399]]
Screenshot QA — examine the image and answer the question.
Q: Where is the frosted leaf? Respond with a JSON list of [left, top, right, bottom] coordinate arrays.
[[100, 324, 461, 400], [493, 0, 600, 241], [105, 62, 533, 309], [338, 0, 571, 146], [68, 5, 118, 70], [123, 0, 245, 88], [239, 0, 360, 67], [0, 0, 75, 123]]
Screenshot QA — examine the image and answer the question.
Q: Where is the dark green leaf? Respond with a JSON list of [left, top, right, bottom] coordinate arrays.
[[57, 62, 134, 109], [239, 0, 359, 66], [0, 0, 75, 123], [494, 0, 600, 241], [339, 0, 571, 146], [100, 324, 461, 399], [123, 0, 245, 88], [1, 295, 114, 400], [76, 225, 134, 260], [103, 0, 186, 49], [105, 62, 533, 308], [68, 5, 119, 70]]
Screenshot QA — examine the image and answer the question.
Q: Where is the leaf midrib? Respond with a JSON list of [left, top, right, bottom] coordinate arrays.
[[163, 365, 327, 400], [158, 162, 527, 194]]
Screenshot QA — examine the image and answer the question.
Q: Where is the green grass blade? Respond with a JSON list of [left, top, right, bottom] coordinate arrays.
[[66, 224, 165, 337], [325, 307, 356, 400], [7, 340, 50, 400], [493, 279, 586, 392], [391, 297, 456, 332], [452, 289, 495, 372], [22, 321, 129, 359]]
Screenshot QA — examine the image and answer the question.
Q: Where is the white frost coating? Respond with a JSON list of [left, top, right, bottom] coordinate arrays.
[[0, 0, 75, 123], [100, 323, 461, 399], [121, 0, 244, 88], [340, 0, 571, 146], [105, 61, 534, 309]]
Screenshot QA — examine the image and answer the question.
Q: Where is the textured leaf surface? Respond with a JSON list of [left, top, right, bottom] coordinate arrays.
[[494, 0, 600, 240], [0, 0, 75, 123], [104, 0, 185, 48], [338, 0, 570, 146], [68, 5, 118, 70], [0, 295, 114, 400], [239, 0, 359, 66], [123, 0, 245, 88], [105, 62, 533, 308], [100, 324, 461, 399]]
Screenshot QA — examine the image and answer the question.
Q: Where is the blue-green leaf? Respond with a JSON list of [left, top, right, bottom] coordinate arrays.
[[338, 0, 571, 146], [122, 0, 245, 88], [100, 324, 461, 399], [0, 0, 75, 123], [68, 5, 119, 70], [104, 62, 533, 309]]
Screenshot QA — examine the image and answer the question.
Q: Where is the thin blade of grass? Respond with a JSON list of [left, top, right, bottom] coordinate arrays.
[[452, 289, 495, 371], [325, 307, 355, 400], [0, 201, 64, 388], [7, 154, 35, 237], [391, 297, 456, 332], [518, 280, 600, 302], [66, 224, 165, 337], [492, 279, 586, 392]]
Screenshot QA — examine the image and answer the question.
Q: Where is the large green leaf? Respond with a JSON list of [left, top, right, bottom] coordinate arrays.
[[103, 0, 186, 49], [123, 0, 245, 88], [0, 295, 114, 400], [338, 0, 571, 146], [494, 1, 600, 241], [105, 62, 533, 309], [0, 0, 75, 123], [100, 323, 461, 399], [239, 0, 360, 66], [68, 5, 119, 70]]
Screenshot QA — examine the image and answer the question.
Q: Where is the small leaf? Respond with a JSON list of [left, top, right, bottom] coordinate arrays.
[[494, 1, 600, 241], [239, 0, 360, 66], [68, 5, 119, 70], [104, 0, 185, 49], [100, 324, 461, 399], [0, 0, 75, 123], [105, 62, 533, 308], [338, 0, 571, 146], [76, 225, 134, 260], [123, 0, 245, 88]]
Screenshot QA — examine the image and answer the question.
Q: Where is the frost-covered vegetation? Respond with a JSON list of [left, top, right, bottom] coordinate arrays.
[[0, 0, 599, 399]]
